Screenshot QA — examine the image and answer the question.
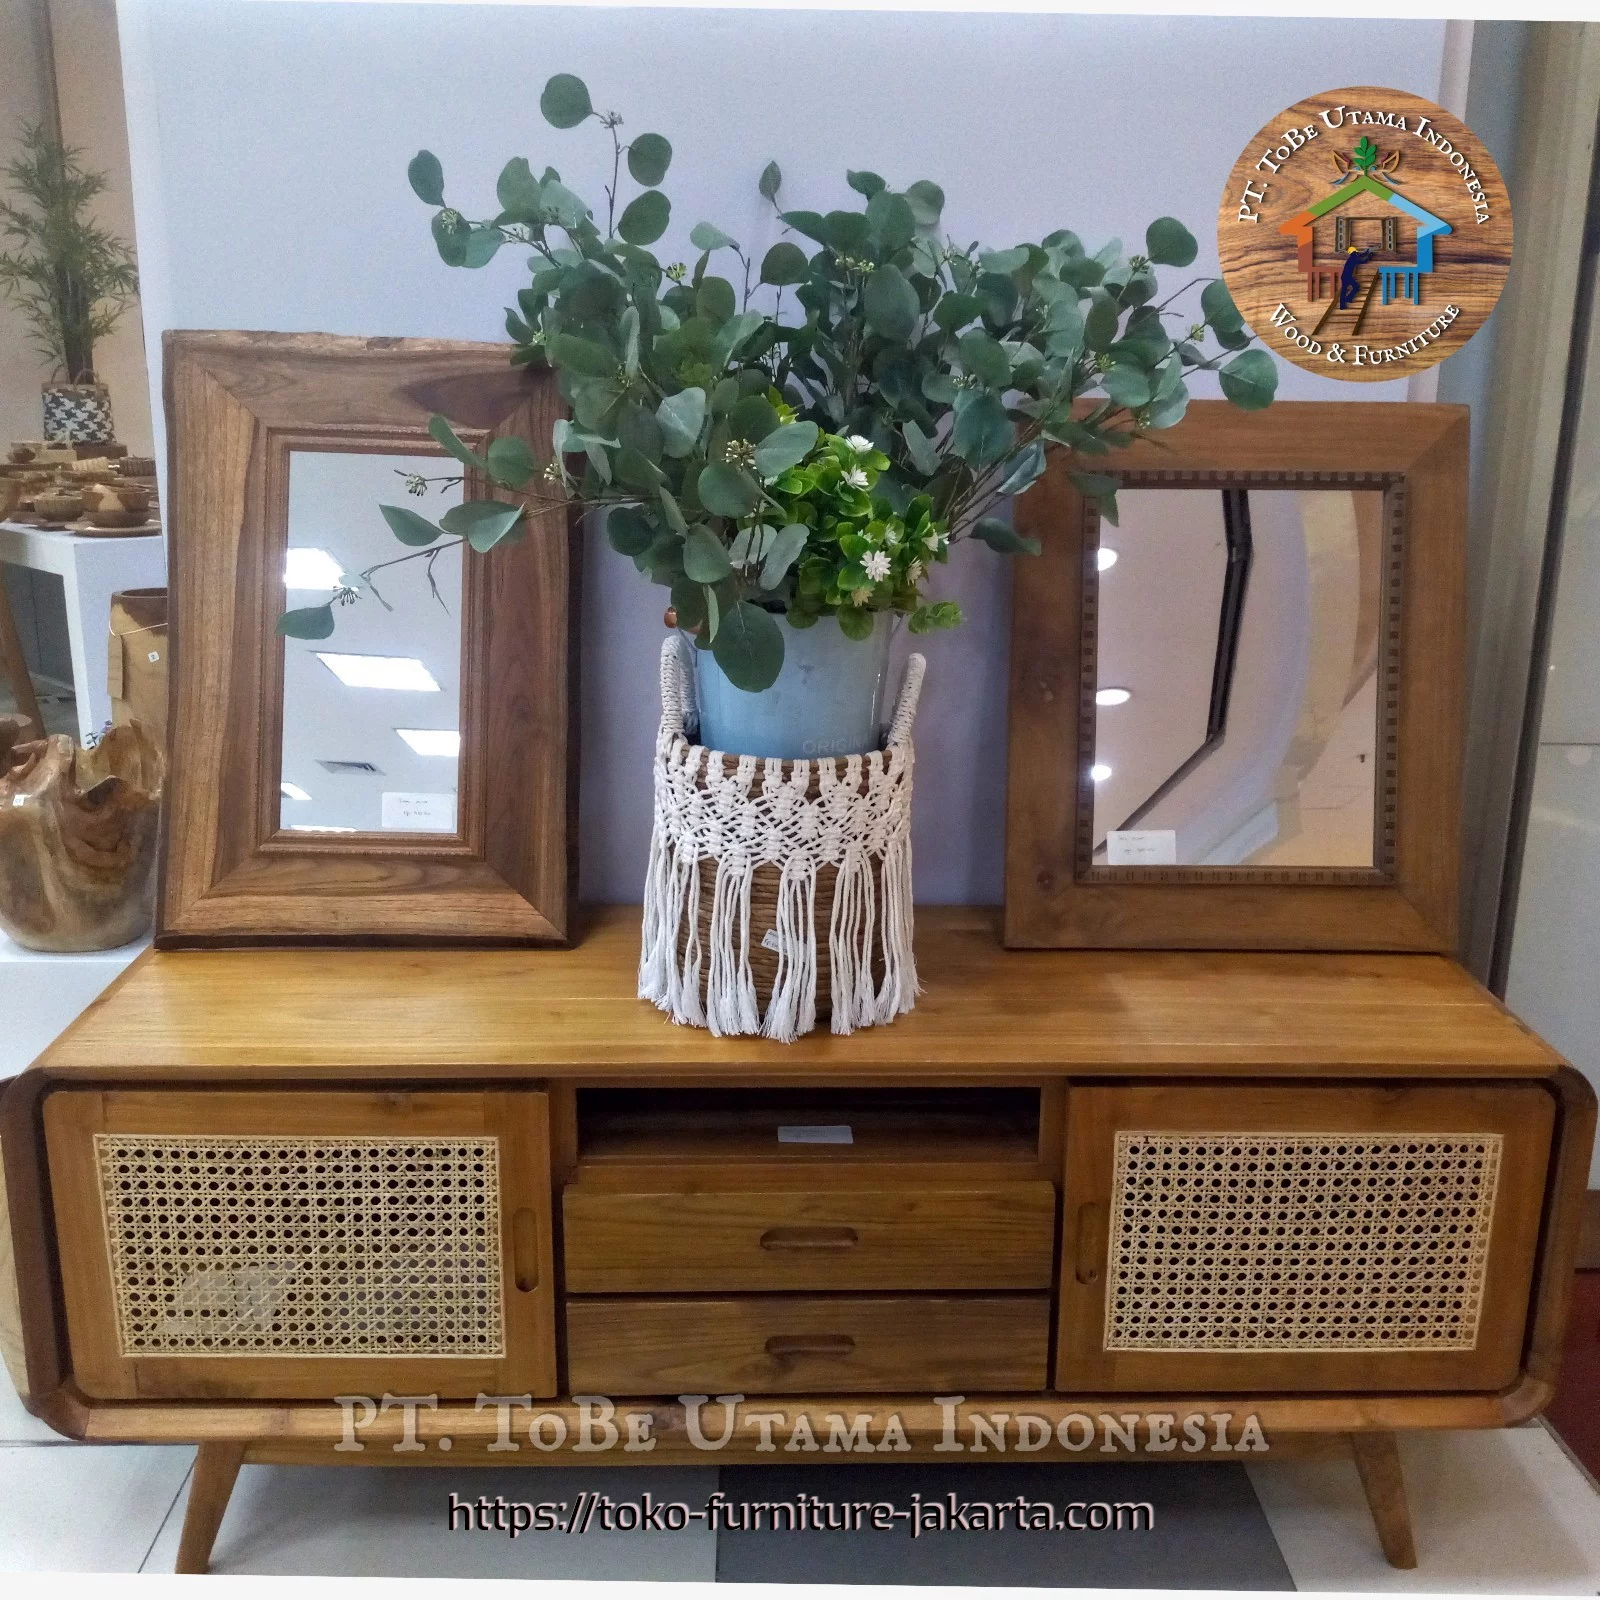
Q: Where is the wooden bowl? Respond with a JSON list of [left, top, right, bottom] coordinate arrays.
[[33, 489, 85, 520]]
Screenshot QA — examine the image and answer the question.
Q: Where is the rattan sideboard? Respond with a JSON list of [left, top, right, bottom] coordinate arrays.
[[3, 907, 1592, 1573]]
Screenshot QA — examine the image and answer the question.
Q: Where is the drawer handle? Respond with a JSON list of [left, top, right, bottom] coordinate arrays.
[[512, 1208, 540, 1292], [759, 1226, 859, 1252], [765, 1334, 856, 1358], [1074, 1200, 1106, 1285]]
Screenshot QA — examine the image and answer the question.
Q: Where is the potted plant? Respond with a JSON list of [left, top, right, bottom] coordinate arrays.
[[0, 124, 140, 446], [280, 72, 1276, 761]]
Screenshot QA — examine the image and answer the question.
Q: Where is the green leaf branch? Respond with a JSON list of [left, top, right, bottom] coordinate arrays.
[[288, 74, 1279, 689]]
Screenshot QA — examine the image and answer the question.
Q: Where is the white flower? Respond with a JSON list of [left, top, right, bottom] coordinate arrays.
[[844, 467, 869, 490], [845, 434, 873, 454], [922, 528, 939, 551], [908, 559, 925, 583], [850, 587, 872, 606], [863, 550, 891, 582]]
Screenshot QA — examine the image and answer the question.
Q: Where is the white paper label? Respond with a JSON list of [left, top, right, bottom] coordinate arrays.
[[777, 1125, 854, 1145], [381, 791, 457, 833], [1107, 828, 1178, 866], [760, 928, 782, 953]]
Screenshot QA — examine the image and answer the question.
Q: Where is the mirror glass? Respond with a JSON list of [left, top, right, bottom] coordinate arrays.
[[279, 451, 463, 835], [1091, 487, 1383, 869]]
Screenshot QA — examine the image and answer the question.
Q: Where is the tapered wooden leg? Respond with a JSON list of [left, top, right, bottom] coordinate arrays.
[[1349, 1431, 1418, 1569], [0, 574, 42, 737], [175, 1442, 246, 1574]]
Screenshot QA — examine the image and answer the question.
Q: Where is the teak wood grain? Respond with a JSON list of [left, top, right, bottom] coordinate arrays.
[[42, 1087, 558, 1401], [1056, 1082, 1555, 1394], [565, 1294, 1052, 1394], [562, 1179, 1057, 1293], [1006, 402, 1468, 952], [17, 907, 1562, 1079], [158, 331, 578, 946]]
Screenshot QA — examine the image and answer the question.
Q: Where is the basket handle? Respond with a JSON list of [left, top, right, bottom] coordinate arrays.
[[886, 653, 926, 748], [658, 633, 697, 738]]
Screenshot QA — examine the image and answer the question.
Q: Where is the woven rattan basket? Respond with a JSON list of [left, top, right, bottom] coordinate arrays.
[[639, 637, 923, 1042]]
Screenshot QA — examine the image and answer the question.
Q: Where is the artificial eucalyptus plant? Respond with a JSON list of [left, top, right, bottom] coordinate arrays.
[[279, 73, 1277, 691], [0, 124, 139, 385]]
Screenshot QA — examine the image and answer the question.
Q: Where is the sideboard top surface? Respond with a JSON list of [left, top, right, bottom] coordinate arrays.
[[23, 906, 1562, 1082]]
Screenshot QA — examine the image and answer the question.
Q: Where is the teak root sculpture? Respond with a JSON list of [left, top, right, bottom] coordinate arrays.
[[0, 720, 163, 950]]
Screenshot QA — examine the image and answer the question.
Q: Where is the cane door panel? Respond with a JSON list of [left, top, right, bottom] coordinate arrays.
[[1057, 1082, 1553, 1393], [43, 1088, 556, 1401]]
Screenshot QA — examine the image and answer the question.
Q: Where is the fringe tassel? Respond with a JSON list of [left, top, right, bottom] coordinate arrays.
[[762, 860, 818, 1043]]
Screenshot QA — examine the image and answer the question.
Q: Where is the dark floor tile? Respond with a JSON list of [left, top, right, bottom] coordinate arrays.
[[1547, 1271, 1600, 1482], [714, 1461, 1293, 1588]]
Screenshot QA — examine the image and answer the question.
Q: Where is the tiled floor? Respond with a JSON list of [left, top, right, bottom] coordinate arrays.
[[5, 1358, 1600, 1585]]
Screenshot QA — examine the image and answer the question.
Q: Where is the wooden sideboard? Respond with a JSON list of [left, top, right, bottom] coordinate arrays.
[[3, 906, 1592, 1574]]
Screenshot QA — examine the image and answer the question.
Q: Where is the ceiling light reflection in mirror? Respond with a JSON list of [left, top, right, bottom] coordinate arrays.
[[280, 450, 463, 836], [1091, 487, 1381, 870]]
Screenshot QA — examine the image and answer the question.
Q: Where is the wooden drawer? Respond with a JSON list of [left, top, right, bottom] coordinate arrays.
[[567, 1294, 1051, 1394], [562, 1179, 1056, 1292]]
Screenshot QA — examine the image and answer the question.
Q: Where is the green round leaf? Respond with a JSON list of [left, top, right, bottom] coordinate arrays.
[[618, 189, 670, 246], [1219, 348, 1278, 412], [711, 600, 785, 692], [461, 227, 503, 269], [951, 388, 1014, 468], [836, 604, 875, 641], [933, 293, 983, 333], [1102, 365, 1152, 410], [753, 420, 818, 479], [824, 210, 872, 255], [380, 503, 447, 547], [760, 241, 809, 287], [607, 505, 656, 556], [760, 523, 809, 590], [408, 150, 445, 207], [847, 170, 886, 199], [758, 161, 782, 201], [863, 264, 919, 342], [972, 516, 1041, 557], [904, 179, 945, 227], [958, 328, 1011, 388], [486, 434, 538, 487], [866, 190, 916, 254], [431, 209, 467, 267], [1145, 216, 1198, 268], [683, 525, 733, 583], [540, 73, 592, 128], [698, 461, 762, 519], [428, 413, 488, 471], [657, 387, 707, 458], [1202, 278, 1245, 333], [696, 276, 737, 326], [277, 603, 336, 640], [627, 133, 672, 186], [496, 156, 542, 221], [440, 499, 526, 552], [547, 334, 619, 378], [691, 220, 738, 252]]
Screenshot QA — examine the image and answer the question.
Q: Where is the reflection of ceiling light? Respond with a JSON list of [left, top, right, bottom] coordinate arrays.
[[396, 728, 461, 758], [280, 781, 312, 802], [286, 823, 357, 833], [1096, 548, 1119, 572], [1096, 688, 1132, 707], [314, 653, 440, 692], [284, 547, 345, 590], [1090, 763, 1113, 782]]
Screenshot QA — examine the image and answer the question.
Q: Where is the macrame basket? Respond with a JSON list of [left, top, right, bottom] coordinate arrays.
[[639, 635, 924, 1043]]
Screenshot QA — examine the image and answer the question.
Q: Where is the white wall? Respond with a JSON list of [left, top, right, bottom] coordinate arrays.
[[0, 2, 55, 446], [116, 0, 1449, 902]]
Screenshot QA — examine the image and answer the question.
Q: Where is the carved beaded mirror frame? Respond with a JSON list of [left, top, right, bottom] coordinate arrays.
[[157, 331, 578, 946], [1004, 401, 1467, 950]]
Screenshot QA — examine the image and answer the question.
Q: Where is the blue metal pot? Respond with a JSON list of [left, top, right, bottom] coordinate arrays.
[[691, 612, 897, 758]]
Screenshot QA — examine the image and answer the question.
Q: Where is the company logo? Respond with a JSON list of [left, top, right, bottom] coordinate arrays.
[[1218, 87, 1511, 380]]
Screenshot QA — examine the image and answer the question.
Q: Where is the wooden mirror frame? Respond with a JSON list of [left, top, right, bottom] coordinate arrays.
[[1004, 400, 1467, 951], [157, 331, 578, 947]]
